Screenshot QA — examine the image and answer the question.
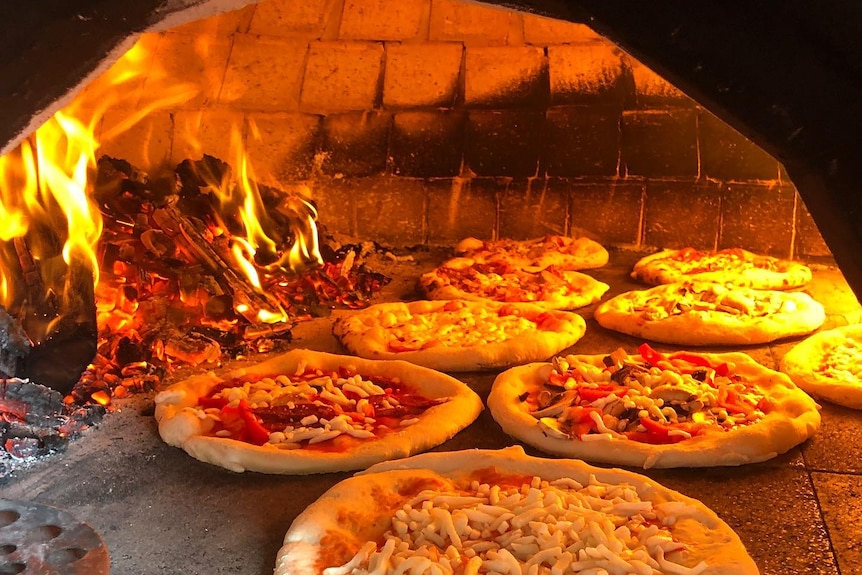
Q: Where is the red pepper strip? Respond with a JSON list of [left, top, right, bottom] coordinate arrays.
[[638, 343, 665, 366], [198, 396, 229, 409], [218, 404, 247, 442], [564, 406, 601, 438], [578, 385, 628, 402], [632, 416, 689, 445], [668, 352, 731, 377], [238, 400, 271, 446], [717, 386, 754, 415]]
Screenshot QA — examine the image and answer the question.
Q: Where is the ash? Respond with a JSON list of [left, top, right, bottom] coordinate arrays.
[[0, 378, 105, 480]]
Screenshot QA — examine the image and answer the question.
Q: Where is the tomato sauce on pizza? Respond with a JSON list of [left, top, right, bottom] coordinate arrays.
[[195, 367, 445, 451]]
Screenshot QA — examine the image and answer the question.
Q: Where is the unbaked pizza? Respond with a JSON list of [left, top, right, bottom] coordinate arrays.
[[455, 234, 609, 271], [594, 281, 825, 345], [420, 258, 609, 310], [332, 300, 586, 372], [488, 345, 820, 468], [154, 349, 483, 474], [781, 324, 862, 409], [631, 247, 812, 289], [275, 446, 759, 575]]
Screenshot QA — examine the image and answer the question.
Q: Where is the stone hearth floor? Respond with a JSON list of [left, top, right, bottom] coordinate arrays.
[[0, 249, 859, 575]]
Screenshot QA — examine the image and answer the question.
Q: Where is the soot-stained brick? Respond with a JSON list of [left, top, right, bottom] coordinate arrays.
[[643, 180, 721, 249], [499, 179, 569, 239], [719, 183, 795, 256], [320, 111, 392, 177], [391, 110, 467, 178], [542, 105, 620, 177], [465, 109, 544, 177], [427, 178, 499, 245], [569, 181, 644, 245], [621, 109, 698, 177], [700, 111, 781, 181]]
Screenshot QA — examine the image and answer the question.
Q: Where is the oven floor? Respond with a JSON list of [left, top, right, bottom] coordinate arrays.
[[0, 250, 859, 575]]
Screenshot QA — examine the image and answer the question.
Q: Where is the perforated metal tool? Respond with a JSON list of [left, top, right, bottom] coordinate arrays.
[[0, 499, 109, 575]]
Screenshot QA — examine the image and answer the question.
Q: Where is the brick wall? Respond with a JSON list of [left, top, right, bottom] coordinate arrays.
[[84, 0, 829, 258]]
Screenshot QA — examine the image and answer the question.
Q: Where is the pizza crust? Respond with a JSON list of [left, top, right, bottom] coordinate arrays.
[[275, 446, 759, 575], [154, 349, 483, 474], [594, 282, 825, 345], [331, 300, 587, 371], [420, 257, 609, 310], [488, 352, 820, 468], [781, 324, 862, 409], [632, 248, 812, 289]]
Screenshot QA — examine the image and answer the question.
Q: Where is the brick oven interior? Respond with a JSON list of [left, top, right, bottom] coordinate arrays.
[[0, 1, 861, 574]]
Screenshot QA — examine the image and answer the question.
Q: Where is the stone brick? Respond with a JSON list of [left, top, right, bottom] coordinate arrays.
[[300, 41, 384, 113], [320, 111, 391, 177], [248, 0, 340, 39], [643, 181, 721, 249], [311, 177, 358, 236], [621, 109, 698, 177], [354, 177, 428, 245], [719, 183, 795, 256], [542, 105, 620, 177], [339, 0, 431, 40], [383, 43, 462, 108], [569, 181, 644, 246], [427, 178, 498, 245], [98, 108, 174, 171], [429, 0, 514, 45], [168, 3, 255, 36], [244, 112, 322, 184], [548, 43, 629, 105], [391, 110, 466, 177], [499, 179, 569, 239], [522, 14, 602, 45], [630, 60, 694, 108], [465, 110, 544, 177], [144, 31, 232, 109], [220, 35, 308, 111], [700, 111, 781, 181], [464, 46, 548, 108], [795, 195, 833, 258], [171, 109, 246, 166]]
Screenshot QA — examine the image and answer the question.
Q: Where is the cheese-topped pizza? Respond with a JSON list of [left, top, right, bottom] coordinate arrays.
[[594, 281, 825, 345], [154, 349, 482, 474], [781, 324, 862, 409], [420, 257, 609, 310], [455, 234, 609, 271], [632, 247, 812, 289], [275, 446, 759, 575], [332, 300, 586, 372], [488, 345, 820, 468]]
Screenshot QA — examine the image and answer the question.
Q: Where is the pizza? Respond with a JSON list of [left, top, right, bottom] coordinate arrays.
[[781, 324, 862, 409], [274, 446, 759, 575], [631, 247, 812, 289], [153, 349, 483, 474], [455, 234, 609, 271], [420, 257, 609, 310], [488, 345, 820, 468], [331, 300, 587, 372], [594, 281, 825, 345]]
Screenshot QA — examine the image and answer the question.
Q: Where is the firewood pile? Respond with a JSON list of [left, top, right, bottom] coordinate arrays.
[[68, 155, 390, 405]]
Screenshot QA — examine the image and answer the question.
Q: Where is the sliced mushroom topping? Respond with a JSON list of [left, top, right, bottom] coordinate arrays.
[[538, 417, 572, 439], [649, 386, 696, 404], [532, 390, 578, 418]]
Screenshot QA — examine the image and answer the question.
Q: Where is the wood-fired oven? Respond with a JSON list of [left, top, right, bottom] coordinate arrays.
[[0, 1, 860, 575]]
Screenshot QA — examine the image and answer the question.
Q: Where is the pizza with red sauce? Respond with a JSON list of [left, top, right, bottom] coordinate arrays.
[[631, 247, 812, 289], [332, 300, 586, 371], [419, 257, 609, 310], [154, 349, 482, 474], [488, 344, 820, 468]]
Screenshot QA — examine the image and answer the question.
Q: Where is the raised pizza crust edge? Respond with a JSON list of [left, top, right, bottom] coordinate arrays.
[[781, 324, 862, 409], [154, 349, 483, 474], [487, 352, 820, 469], [274, 446, 760, 575], [332, 300, 587, 371]]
